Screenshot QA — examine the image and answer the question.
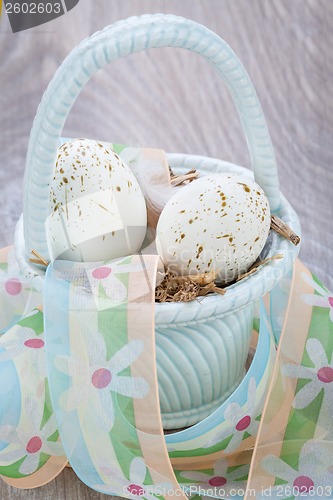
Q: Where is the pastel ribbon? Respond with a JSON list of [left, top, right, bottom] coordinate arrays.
[[0, 248, 332, 499]]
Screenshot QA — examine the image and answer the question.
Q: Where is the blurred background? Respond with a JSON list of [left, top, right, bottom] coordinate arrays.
[[0, 0, 332, 497]]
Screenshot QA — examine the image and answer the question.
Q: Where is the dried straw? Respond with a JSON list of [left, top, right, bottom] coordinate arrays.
[[155, 269, 225, 303]]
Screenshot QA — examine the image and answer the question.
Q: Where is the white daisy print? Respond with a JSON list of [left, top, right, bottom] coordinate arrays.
[[94, 456, 172, 499], [203, 377, 263, 452], [0, 318, 46, 377], [283, 338, 333, 412], [0, 249, 40, 333], [301, 273, 333, 322], [0, 400, 64, 475], [55, 334, 149, 431], [180, 459, 249, 496], [88, 257, 147, 304], [261, 440, 333, 499]]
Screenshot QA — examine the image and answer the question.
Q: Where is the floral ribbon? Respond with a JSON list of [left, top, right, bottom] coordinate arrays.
[[0, 247, 68, 489], [0, 243, 332, 499]]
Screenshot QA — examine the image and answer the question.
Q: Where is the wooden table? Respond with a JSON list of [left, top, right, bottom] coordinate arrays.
[[0, 1, 332, 498]]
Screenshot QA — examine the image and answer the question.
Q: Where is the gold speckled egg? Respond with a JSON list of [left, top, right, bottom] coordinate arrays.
[[47, 138, 147, 262], [156, 173, 271, 284]]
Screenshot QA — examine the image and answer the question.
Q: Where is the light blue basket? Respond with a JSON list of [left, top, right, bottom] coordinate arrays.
[[14, 14, 300, 428]]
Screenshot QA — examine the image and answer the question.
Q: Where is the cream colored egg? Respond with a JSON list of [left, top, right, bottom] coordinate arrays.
[[156, 173, 271, 284], [46, 138, 147, 262]]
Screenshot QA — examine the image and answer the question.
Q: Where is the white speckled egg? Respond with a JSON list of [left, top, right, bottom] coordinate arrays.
[[156, 173, 271, 284], [46, 138, 147, 262]]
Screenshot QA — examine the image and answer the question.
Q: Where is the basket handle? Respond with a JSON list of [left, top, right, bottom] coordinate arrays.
[[23, 13, 281, 260]]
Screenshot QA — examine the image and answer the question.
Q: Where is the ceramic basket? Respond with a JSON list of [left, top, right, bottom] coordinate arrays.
[[14, 14, 300, 429]]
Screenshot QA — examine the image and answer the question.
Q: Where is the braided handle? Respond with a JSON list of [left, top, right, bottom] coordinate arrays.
[[23, 14, 280, 260]]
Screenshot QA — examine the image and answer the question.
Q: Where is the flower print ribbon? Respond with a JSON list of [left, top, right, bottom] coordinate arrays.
[[43, 255, 185, 499], [246, 260, 333, 499], [0, 248, 333, 498], [0, 246, 68, 489], [0, 247, 41, 334]]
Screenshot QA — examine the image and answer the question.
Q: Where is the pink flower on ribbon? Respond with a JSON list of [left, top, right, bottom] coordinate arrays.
[[261, 440, 333, 499], [88, 257, 145, 303], [0, 249, 41, 333], [203, 377, 263, 452], [0, 400, 64, 475], [0, 249, 23, 298], [94, 456, 173, 499], [0, 317, 46, 378], [301, 273, 333, 322], [0, 310, 46, 379], [55, 334, 149, 431], [283, 338, 333, 412], [180, 459, 248, 496]]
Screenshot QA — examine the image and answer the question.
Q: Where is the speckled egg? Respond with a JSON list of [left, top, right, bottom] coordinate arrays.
[[46, 138, 147, 262], [156, 173, 271, 284]]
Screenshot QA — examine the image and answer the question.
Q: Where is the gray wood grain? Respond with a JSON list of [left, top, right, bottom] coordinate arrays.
[[0, 0, 332, 498]]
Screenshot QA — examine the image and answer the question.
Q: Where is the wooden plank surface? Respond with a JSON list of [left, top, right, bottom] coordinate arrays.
[[0, 0, 332, 498]]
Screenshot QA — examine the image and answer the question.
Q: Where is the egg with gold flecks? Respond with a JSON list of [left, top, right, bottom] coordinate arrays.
[[156, 173, 271, 284], [46, 138, 147, 262]]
